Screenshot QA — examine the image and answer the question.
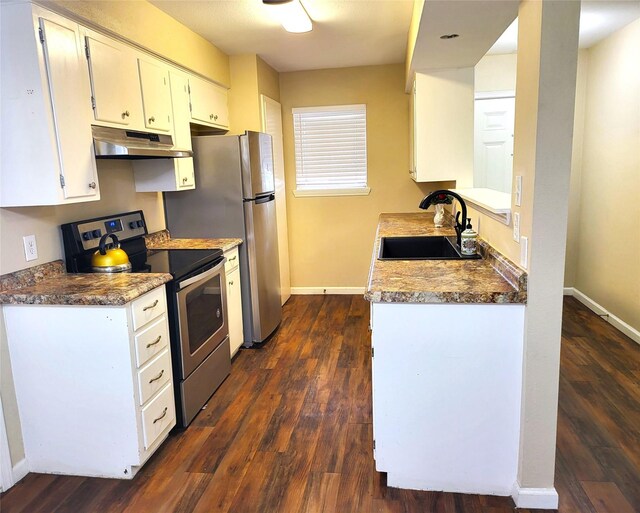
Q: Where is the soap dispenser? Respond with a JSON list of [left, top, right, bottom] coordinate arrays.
[[460, 218, 478, 256]]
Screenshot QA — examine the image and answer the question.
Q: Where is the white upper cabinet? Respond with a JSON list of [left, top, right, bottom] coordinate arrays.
[[410, 70, 474, 186], [188, 75, 229, 129], [138, 58, 172, 132], [85, 31, 144, 129], [0, 3, 99, 206], [133, 70, 195, 191]]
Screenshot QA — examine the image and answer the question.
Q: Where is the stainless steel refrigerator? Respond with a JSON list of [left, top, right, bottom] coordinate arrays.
[[163, 131, 282, 345]]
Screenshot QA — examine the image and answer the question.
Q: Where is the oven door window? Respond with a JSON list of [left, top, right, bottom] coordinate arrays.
[[184, 274, 225, 355]]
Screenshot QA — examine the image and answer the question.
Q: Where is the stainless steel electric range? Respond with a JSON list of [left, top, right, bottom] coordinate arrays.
[[61, 210, 231, 428]]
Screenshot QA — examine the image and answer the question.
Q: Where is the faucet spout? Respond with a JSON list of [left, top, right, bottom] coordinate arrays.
[[419, 190, 468, 249]]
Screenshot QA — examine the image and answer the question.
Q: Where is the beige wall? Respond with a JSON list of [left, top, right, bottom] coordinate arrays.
[[279, 64, 452, 289], [475, 53, 518, 92], [1, 0, 231, 472], [44, 0, 230, 86], [257, 57, 280, 103], [564, 50, 589, 287], [228, 55, 280, 134], [573, 19, 640, 331], [228, 55, 262, 134]]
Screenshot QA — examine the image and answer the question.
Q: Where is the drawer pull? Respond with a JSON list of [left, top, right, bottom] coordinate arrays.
[[143, 300, 159, 311], [149, 369, 165, 384], [146, 335, 162, 349], [153, 407, 168, 424], [229, 256, 237, 261]]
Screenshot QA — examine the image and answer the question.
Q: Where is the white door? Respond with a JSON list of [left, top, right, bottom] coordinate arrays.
[[474, 96, 515, 193], [261, 95, 291, 305]]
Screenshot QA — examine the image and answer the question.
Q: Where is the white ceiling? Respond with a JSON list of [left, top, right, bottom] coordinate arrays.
[[150, 0, 640, 72], [149, 0, 414, 72], [488, 0, 640, 54]]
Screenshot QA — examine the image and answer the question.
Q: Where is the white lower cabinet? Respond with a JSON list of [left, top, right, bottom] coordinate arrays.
[[3, 286, 176, 479], [371, 301, 525, 496], [224, 247, 244, 357]]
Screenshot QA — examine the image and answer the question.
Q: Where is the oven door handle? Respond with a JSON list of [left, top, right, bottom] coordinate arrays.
[[177, 258, 226, 291]]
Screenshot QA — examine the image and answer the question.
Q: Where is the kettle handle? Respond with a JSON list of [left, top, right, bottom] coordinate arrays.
[[98, 233, 120, 255]]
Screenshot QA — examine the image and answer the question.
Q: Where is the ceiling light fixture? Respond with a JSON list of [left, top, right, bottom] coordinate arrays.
[[263, 0, 313, 33], [440, 34, 460, 40]]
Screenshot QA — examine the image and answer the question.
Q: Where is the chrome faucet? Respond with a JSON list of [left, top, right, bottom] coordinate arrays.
[[419, 190, 467, 249]]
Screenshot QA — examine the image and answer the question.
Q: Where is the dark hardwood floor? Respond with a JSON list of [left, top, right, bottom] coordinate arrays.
[[1, 295, 638, 512]]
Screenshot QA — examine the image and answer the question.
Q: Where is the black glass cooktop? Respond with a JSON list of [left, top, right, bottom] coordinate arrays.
[[130, 249, 224, 280]]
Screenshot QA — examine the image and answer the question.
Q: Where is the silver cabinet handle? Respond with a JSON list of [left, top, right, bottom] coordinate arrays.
[[146, 335, 162, 349], [122, 110, 130, 119], [214, 114, 218, 121], [143, 299, 159, 311], [153, 407, 168, 424], [228, 280, 234, 286], [148, 116, 155, 123], [209, 113, 214, 120], [88, 182, 97, 189], [182, 177, 188, 183], [229, 256, 237, 261], [149, 369, 164, 384]]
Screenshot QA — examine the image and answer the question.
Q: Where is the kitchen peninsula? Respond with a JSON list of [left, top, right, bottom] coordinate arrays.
[[366, 213, 527, 497]]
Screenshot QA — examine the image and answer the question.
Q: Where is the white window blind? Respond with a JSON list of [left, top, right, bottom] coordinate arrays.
[[293, 104, 368, 193]]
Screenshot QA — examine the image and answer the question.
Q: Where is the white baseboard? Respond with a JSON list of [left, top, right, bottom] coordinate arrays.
[[291, 287, 365, 295], [12, 458, 28, 484], [512, 484, 559, 509], [565, 287, 640, 344]]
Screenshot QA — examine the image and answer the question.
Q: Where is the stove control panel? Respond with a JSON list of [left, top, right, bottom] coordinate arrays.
[[72, 212, 146, 252]]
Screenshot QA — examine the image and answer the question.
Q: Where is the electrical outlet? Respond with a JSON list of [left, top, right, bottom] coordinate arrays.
[[515, 176, 522, 206], [513, 212, 520, 242], [520, 236, 529, 268], [23, 235, 38, 261]]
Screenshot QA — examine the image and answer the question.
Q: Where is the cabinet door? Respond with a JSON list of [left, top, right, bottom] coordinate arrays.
[[39, 17, 99, 200], [85, 34, 142, 128], [226, 266, 244, 357], [138, 59, 172, 132], [170, 72, 195, 188], [188, 75, 229, 128]]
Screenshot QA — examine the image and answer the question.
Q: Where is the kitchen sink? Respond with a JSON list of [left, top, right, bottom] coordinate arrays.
[[378, 235, 481, 260]]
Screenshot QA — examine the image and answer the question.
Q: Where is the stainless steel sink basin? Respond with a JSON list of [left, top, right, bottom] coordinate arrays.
[[378, 235, 481, 260]]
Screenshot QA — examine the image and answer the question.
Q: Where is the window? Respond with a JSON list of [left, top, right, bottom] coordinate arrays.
[[292, 104, 370, 196]]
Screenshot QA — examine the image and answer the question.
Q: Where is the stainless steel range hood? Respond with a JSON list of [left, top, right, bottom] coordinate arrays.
[[92, 126, 192, 159]]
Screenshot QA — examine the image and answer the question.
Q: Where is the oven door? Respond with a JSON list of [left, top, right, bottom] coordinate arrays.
[[176, 258, 228, 378]]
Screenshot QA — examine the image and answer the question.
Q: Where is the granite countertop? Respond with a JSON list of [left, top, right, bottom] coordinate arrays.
[[0, 260, 172, 306], [365, 213, 527, 304], [145, 230, 242, 252]]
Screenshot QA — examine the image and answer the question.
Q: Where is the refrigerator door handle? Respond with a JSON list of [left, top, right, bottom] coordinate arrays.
[[254, 193, 275, 204]]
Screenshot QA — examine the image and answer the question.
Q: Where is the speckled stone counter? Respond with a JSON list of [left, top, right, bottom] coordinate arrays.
[[365, 213, 527, 304], [145, 230, 242, 253], [0, 260, 172, 306]]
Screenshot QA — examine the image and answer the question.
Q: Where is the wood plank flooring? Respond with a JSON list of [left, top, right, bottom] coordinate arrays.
[[1, 295, 638, 512]]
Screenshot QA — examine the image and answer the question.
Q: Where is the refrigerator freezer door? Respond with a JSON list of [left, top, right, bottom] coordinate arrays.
[[241, 132, 275, 199], [243, 197, 282, 342]]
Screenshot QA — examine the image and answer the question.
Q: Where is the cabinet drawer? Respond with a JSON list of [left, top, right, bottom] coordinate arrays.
[[134, 315, 169, 367], [224, 247, 239, 274], [131, 287, 167, 331], [137, 349, 172, 405], [141, 382, 175, 450]]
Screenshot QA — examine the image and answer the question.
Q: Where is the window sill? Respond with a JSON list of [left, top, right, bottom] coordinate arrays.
[[293, 187, 371, 198], [452, 188, 512, 225]]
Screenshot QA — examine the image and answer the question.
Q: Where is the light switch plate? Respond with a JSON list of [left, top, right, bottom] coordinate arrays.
[[515, 176, 522, 206], [513, 212, 520, 242], [23, 234, 38, 261], [520, 236, 528, 268]]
